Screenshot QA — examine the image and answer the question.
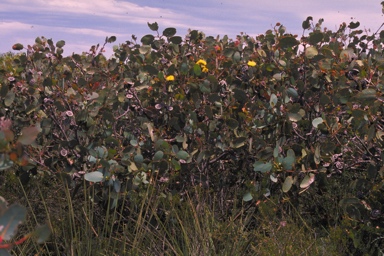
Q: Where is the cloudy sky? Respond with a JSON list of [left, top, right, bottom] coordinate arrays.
[[1, 0, 383, 57]]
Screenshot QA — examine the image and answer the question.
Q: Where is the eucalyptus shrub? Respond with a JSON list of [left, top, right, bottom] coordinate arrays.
[[2, 15, 384, 254]]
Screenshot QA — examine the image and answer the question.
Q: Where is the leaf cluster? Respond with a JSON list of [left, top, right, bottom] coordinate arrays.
[[1, 16, 384, 254]]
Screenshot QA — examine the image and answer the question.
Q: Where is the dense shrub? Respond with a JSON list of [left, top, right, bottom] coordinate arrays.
[[1, 15, 384, 254]]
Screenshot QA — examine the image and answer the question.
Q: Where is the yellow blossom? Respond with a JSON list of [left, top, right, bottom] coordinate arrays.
[[166, 75, 175, 81], [196, 59, 207, 66], [247, 60, 256, 67], [202, 66, 209, 73]]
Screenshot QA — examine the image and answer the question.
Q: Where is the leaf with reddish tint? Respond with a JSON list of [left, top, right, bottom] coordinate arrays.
[[17, 126, 41, 145], [12, 43, 23, 50]]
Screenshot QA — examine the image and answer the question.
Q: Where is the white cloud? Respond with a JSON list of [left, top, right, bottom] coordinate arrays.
[[1, 0, 383, 55]]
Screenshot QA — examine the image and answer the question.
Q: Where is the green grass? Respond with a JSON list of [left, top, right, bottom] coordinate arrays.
[[0, 170, 378, 255]]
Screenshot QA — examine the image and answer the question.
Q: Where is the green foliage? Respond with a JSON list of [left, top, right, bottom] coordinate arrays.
[[1, 10, 384, 254]]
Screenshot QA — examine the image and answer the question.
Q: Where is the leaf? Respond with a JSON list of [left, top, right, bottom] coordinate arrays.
[[18, 126, 40, 145], [146, 122, 157, 142], [107, 36, 116, 43], [134, 154, 144, 164], [348, 21, 360, 29], [144, 65, 158, 75], [0, 197, 7, 215], [314, 145, 321, 165], [300, 173, 315, 188], [170, 36, 182, 44], [302, 16, 313, 30], [273, 73, 284, 81], [180, 62, 189, 75], [0, 249, 11, 256], [163, 27, 176, 37], [309, 32, 323, 45], [84, 171, 103, 183], [141, 34, 154, 45], [176, 150, 189, 160], [286, 88, 299, 100], [147, 22, 159, 31], [312, 117, 323, 128], [139, 45, 151, 54], [223, 48, 234, 58], [94, 146, 108, 158], [34, 224, 51, 244], [12, 43, 24, 50], [305, 46, 318, 59], [113, 179, 121, 193], [232, 137, 246, 148], [282, 176, 293, 192], [339, 197, 364, 221], [0, 204, 27, 240], [282, 156, 295, 170], [253, 161, 272, 173], [153, 151, 164, 161], [243, 192, 253, 202], [278, 36, 299, 50], [4, 91, 15, 107], [193, 64, 202, 76], [226, 118, 239, 129], [287, 149, 295, 158], [288, 113, 302, 122], [340, 48, 354, 62], [233, 89, 247, 104], [56, 40, 65, 48], [355, 89, 376, 100], [233, 51, 241, 62], [270, 93, 278, 108]]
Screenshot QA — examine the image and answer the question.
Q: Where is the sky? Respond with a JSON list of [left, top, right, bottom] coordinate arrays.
[[1, 0, 383, 58]]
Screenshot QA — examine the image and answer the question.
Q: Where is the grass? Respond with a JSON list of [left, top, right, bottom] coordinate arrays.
[[0, 170, 379, 255]]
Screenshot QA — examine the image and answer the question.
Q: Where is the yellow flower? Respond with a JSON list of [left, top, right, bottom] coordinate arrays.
[[202, 66, 209, 73], [196, 59, 207, 66], [166, 75, 175, 81], [247, 60, 256, 67]]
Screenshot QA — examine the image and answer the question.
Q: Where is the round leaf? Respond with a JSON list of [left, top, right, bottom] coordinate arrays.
[[309, 32, 323, 45], [170, 36, 182, 44], [300, 173, 315, 188], [34, 224, 51, 244], [163, 27, 176, 37], [193, 64, 202, 76], [253, 161, 272, 173], [12, 43, 24, 50], [141, 34, 155, 45], [312, 117, 323, 128], [278, 36, 299, 50], [286, 88, 299, 100], [18, 126, 40, 145], [226, 118, 239, 129], [134, 154, 144, 164], [243, 192, 253, 202], [223, 48, 234, 58], [305, 46, 318, 59], [270, 93, 278, 108], [107, 36, 116, 43], [282, 156, 295, 170], [0, 204, 27, 240], [4, 91, 15, 107], [84, 171, 103, 183], [153, 151, 164, 161], [56, 40, 65, 48], [176, 150, 189, 160], [282, 176, 293, 192]]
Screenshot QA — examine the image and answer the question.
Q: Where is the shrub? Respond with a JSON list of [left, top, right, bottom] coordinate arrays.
[[1, 13, 384, 254]]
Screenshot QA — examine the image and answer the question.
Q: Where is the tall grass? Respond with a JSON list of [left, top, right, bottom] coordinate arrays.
[[0, 171, 349, 255]]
